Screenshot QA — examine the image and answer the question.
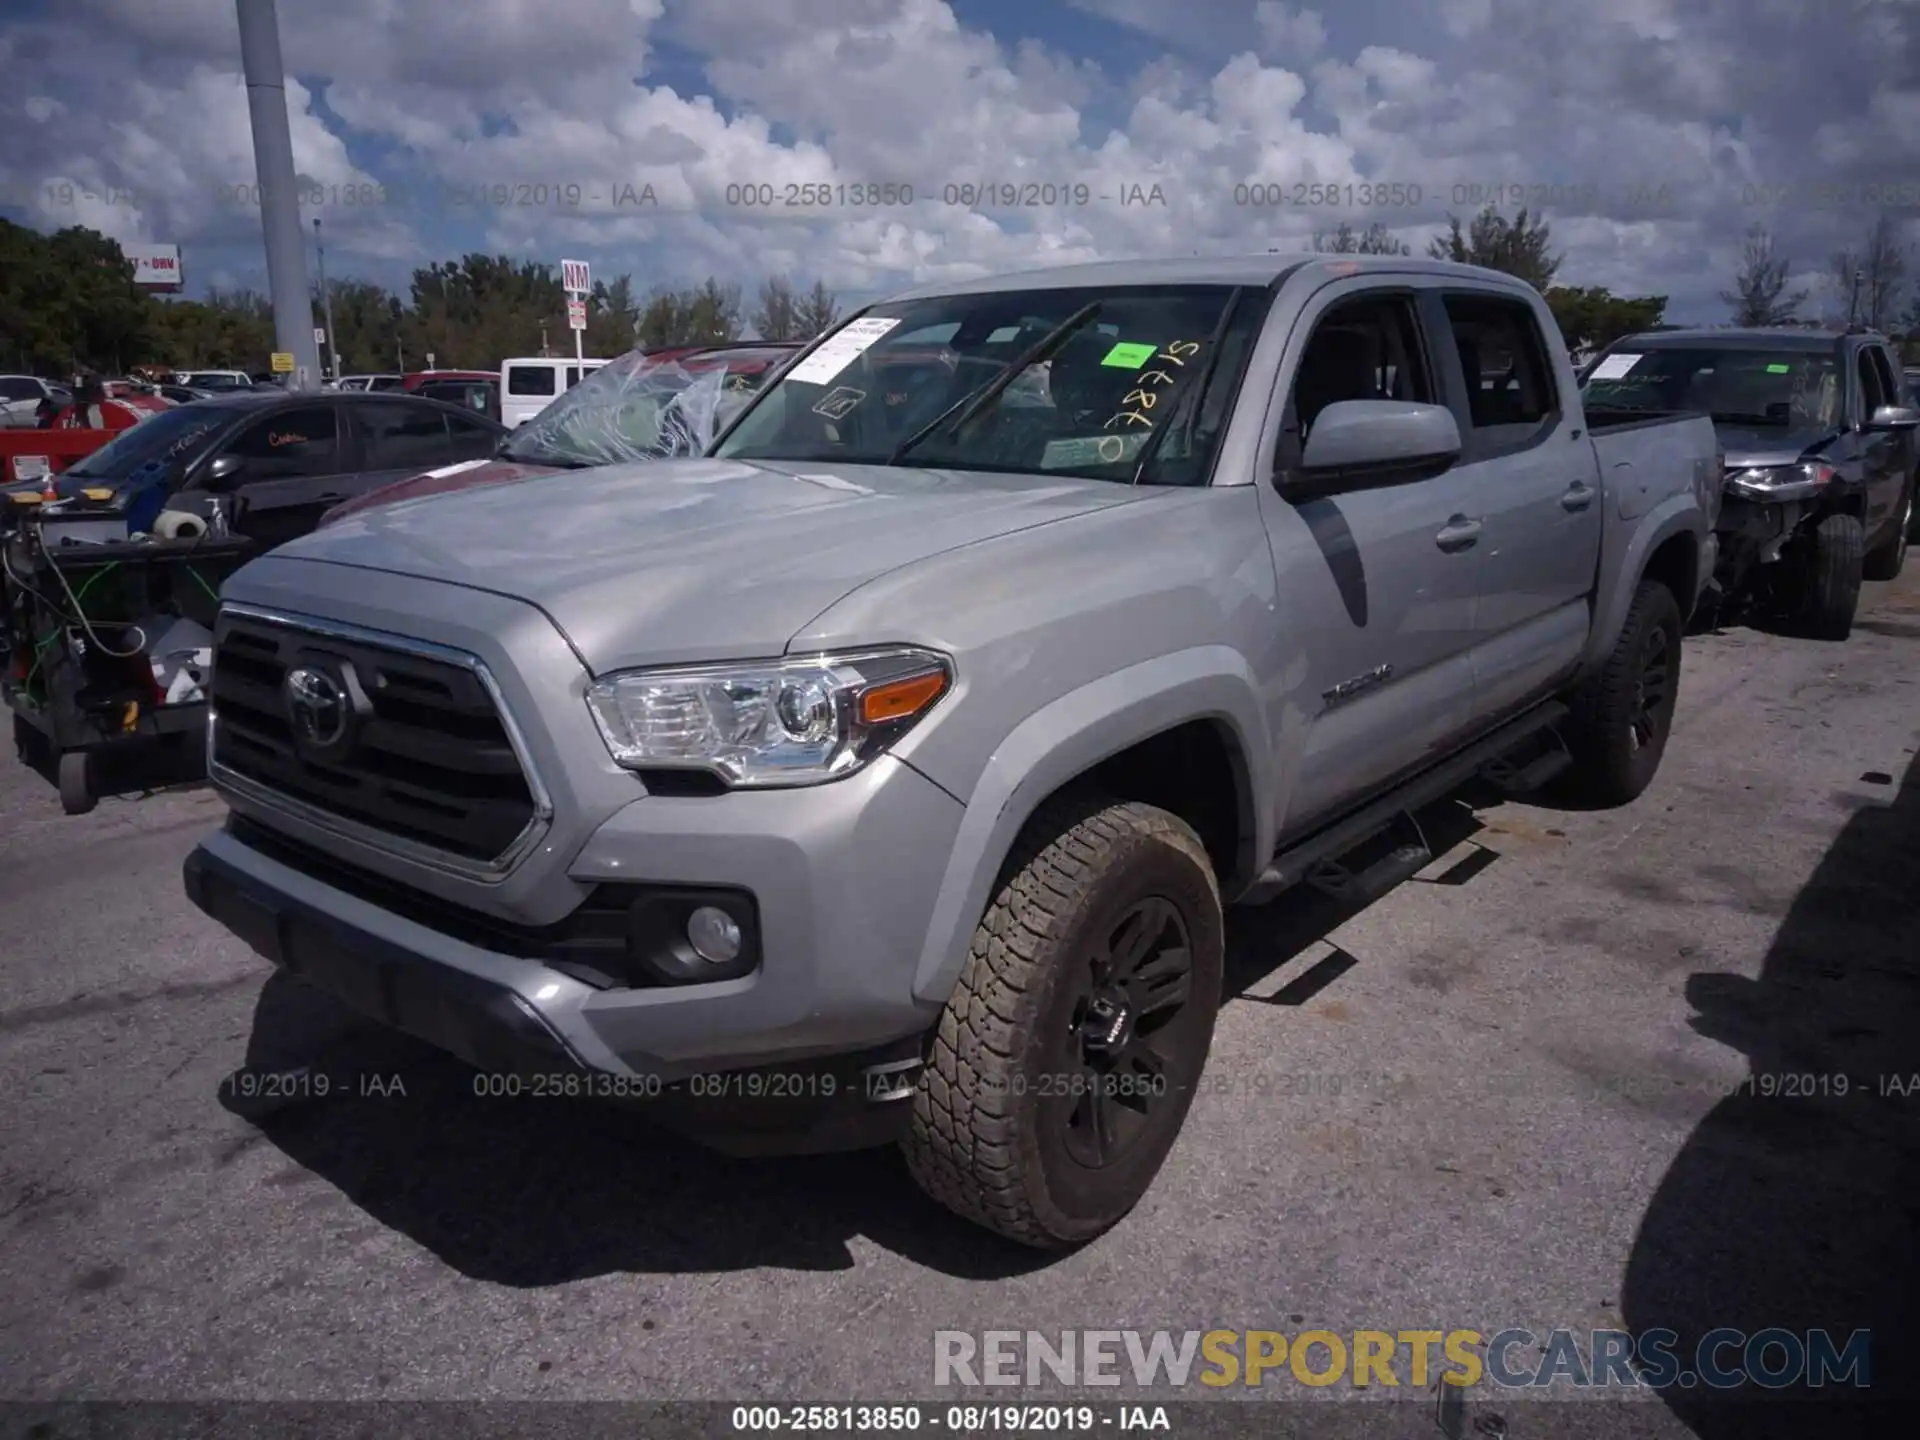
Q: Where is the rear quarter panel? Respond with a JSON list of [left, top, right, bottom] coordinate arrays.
[[1583, 414, 1720, 667]]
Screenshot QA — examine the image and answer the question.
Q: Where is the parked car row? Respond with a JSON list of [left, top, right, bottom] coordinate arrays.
[[185, 254, 1742, 1251]]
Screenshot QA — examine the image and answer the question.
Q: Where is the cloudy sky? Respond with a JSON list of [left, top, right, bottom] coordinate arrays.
[[1, 0, 1916, 324]]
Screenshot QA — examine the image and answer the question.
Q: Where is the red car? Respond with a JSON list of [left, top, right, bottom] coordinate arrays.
[[318, 343, 799, 526], [399, 369, 495, 391]]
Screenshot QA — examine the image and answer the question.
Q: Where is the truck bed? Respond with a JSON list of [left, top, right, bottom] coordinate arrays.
[[1586, 406, 1722, 634]]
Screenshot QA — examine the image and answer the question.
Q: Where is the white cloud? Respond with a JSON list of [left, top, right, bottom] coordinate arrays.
[[0, 0, 1912, 323], [1254, 3, 1327, 60]]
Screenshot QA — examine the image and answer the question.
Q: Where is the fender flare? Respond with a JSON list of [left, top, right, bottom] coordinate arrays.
[[910, 646, 1270, 1005], [1583, 497, 1705, 674]]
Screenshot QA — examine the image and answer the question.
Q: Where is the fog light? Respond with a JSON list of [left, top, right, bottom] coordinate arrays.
[[687, 905, 743, 964]]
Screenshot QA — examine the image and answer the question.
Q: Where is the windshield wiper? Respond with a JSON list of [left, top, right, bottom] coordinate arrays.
[[1711, 411, 1790, 426], [886, 302, 1103, 465]]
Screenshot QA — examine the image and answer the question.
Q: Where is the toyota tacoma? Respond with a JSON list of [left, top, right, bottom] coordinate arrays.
[[184, 256, 1721, 1247]]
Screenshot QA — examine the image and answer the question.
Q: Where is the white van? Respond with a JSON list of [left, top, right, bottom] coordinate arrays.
[[499, 356, 610, 428]]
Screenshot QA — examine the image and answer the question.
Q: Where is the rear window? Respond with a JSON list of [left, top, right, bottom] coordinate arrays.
[[508, 366, 557, 396], [359, 400, 452, 469], [1441, 294, 1557, 429]]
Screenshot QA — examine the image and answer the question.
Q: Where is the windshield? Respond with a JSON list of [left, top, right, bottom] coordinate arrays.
[[62, 403, 227, 481], [500, 348, 792, 468], [1582, 346, 1842, 428], [711, 284, 1267, 484]]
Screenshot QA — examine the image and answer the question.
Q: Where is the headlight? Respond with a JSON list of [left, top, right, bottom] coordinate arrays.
[[1725, 461, 1836, 502], [585, 647, 952, 787]]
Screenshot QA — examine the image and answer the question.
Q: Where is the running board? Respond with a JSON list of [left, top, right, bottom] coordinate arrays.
[[1478, 742, 1572, 795], [1242, 701, 1568, 905], [1305, 842, 1434, 905]]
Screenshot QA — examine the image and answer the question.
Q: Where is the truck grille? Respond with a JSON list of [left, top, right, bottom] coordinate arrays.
[[209, 610, 541, 868]]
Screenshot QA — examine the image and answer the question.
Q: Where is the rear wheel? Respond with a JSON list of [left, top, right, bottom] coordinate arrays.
[[1793, 513, 1865, 640], [902, 797, 1224, 1248], [1863, 482, 1912, 582], [1560, 578, 1682, 807]]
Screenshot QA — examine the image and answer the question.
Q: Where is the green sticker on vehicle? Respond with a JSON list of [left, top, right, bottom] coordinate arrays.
[[1101, 341, 1158, 368], [1765, 363, 1791, 373]]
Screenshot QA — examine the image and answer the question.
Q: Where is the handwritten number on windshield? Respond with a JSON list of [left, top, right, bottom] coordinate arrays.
[[1106, 340, 1201, 433]]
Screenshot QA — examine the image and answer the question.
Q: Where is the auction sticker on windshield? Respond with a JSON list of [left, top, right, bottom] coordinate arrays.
[[1587, 352, 1642, 381], [1040, 433, 1150, 469], [1100, 341, 1158, 368], [788, 317, 901, 386]]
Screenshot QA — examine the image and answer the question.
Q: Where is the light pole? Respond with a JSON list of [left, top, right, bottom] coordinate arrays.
[[313, 217, 340, 382], [235, 0, 322, 389]]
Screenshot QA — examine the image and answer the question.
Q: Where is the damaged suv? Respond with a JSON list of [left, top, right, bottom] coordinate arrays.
[[1582, 327, 1919, 638]]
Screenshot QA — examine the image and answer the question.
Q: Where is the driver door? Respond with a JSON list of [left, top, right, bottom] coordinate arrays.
[[1257, 282, 1485, 833], [190, 403, 349, 548]]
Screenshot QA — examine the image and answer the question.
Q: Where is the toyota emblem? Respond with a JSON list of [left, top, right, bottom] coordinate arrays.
[[284, 664, 349, 748]]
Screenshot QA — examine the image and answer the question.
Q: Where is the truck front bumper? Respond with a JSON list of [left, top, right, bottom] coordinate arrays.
[[185, 751, 968, 1153]]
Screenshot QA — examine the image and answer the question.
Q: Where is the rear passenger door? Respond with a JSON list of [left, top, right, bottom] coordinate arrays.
[[349, 398, 500, 489], [1857, 344, 1908, 538], [1258, 282, 1485, 829], [1429, 289, 1601, 721]]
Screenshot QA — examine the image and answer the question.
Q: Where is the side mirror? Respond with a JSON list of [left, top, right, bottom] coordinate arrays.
[[1867, 403, 1919, 430], [205, 454, 246, 486], [1282, 399, 1462, 494]]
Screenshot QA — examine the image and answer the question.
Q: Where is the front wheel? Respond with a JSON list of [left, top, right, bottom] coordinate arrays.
[[1560, 578, 1683, 807], [902, 797, 1224, 1248], [1792, 512, 1865, 640]]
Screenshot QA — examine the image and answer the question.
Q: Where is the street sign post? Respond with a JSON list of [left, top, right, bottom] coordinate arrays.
[[561, 259, 589, 365]]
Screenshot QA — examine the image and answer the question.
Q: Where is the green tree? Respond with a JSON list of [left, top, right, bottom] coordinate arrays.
[[1720, 224, 1807, 327], [1313, 222, 1410, 255], [311, 277, 405, 374], [0, 221, 157, 374], [1544, 286, 1669, 354], [1427, 205, 1561, 291], [753, 275, 802, 340], [793, 278, 841, 338], [585, 274, 640, 356]]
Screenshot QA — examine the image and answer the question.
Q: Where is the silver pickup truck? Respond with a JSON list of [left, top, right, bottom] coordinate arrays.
[[183, 256, 1721, 1247]]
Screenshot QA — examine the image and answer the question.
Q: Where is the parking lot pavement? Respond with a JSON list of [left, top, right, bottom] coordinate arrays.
[[1, 573, 1916, 1431]]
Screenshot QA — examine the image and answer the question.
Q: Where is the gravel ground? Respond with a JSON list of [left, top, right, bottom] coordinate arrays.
[[2, 571, 1916, 1439]]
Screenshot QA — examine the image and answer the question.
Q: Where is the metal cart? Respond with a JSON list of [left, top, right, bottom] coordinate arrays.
[[3, 515, 255, 814]]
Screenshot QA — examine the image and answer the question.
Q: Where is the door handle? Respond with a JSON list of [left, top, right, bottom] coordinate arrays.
[[1561, 482, 1595, 511], [1434, 515, 1482, 551], [313, 493, 347, 504]]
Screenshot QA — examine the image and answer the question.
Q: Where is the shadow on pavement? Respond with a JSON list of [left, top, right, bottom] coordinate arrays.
[[222, 970, 1054, 1284], [1622, 742, 1920, 1434]]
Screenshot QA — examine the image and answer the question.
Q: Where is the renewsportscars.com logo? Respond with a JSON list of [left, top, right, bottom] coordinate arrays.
[[932, 1329, 1872, 1391]]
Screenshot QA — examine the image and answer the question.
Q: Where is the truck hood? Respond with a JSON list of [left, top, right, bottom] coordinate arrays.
[[1713, 423, 1836, 471], [319, 458, 560, 525], [269, 455, 1153, 672]]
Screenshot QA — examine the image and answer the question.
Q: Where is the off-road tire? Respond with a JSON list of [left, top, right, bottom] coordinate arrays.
[[1559, 578, 1682, 807], [901, 796, 1224, 1249], [1863, 481, 1912, 582], [1794, 512, 1864, 640]]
